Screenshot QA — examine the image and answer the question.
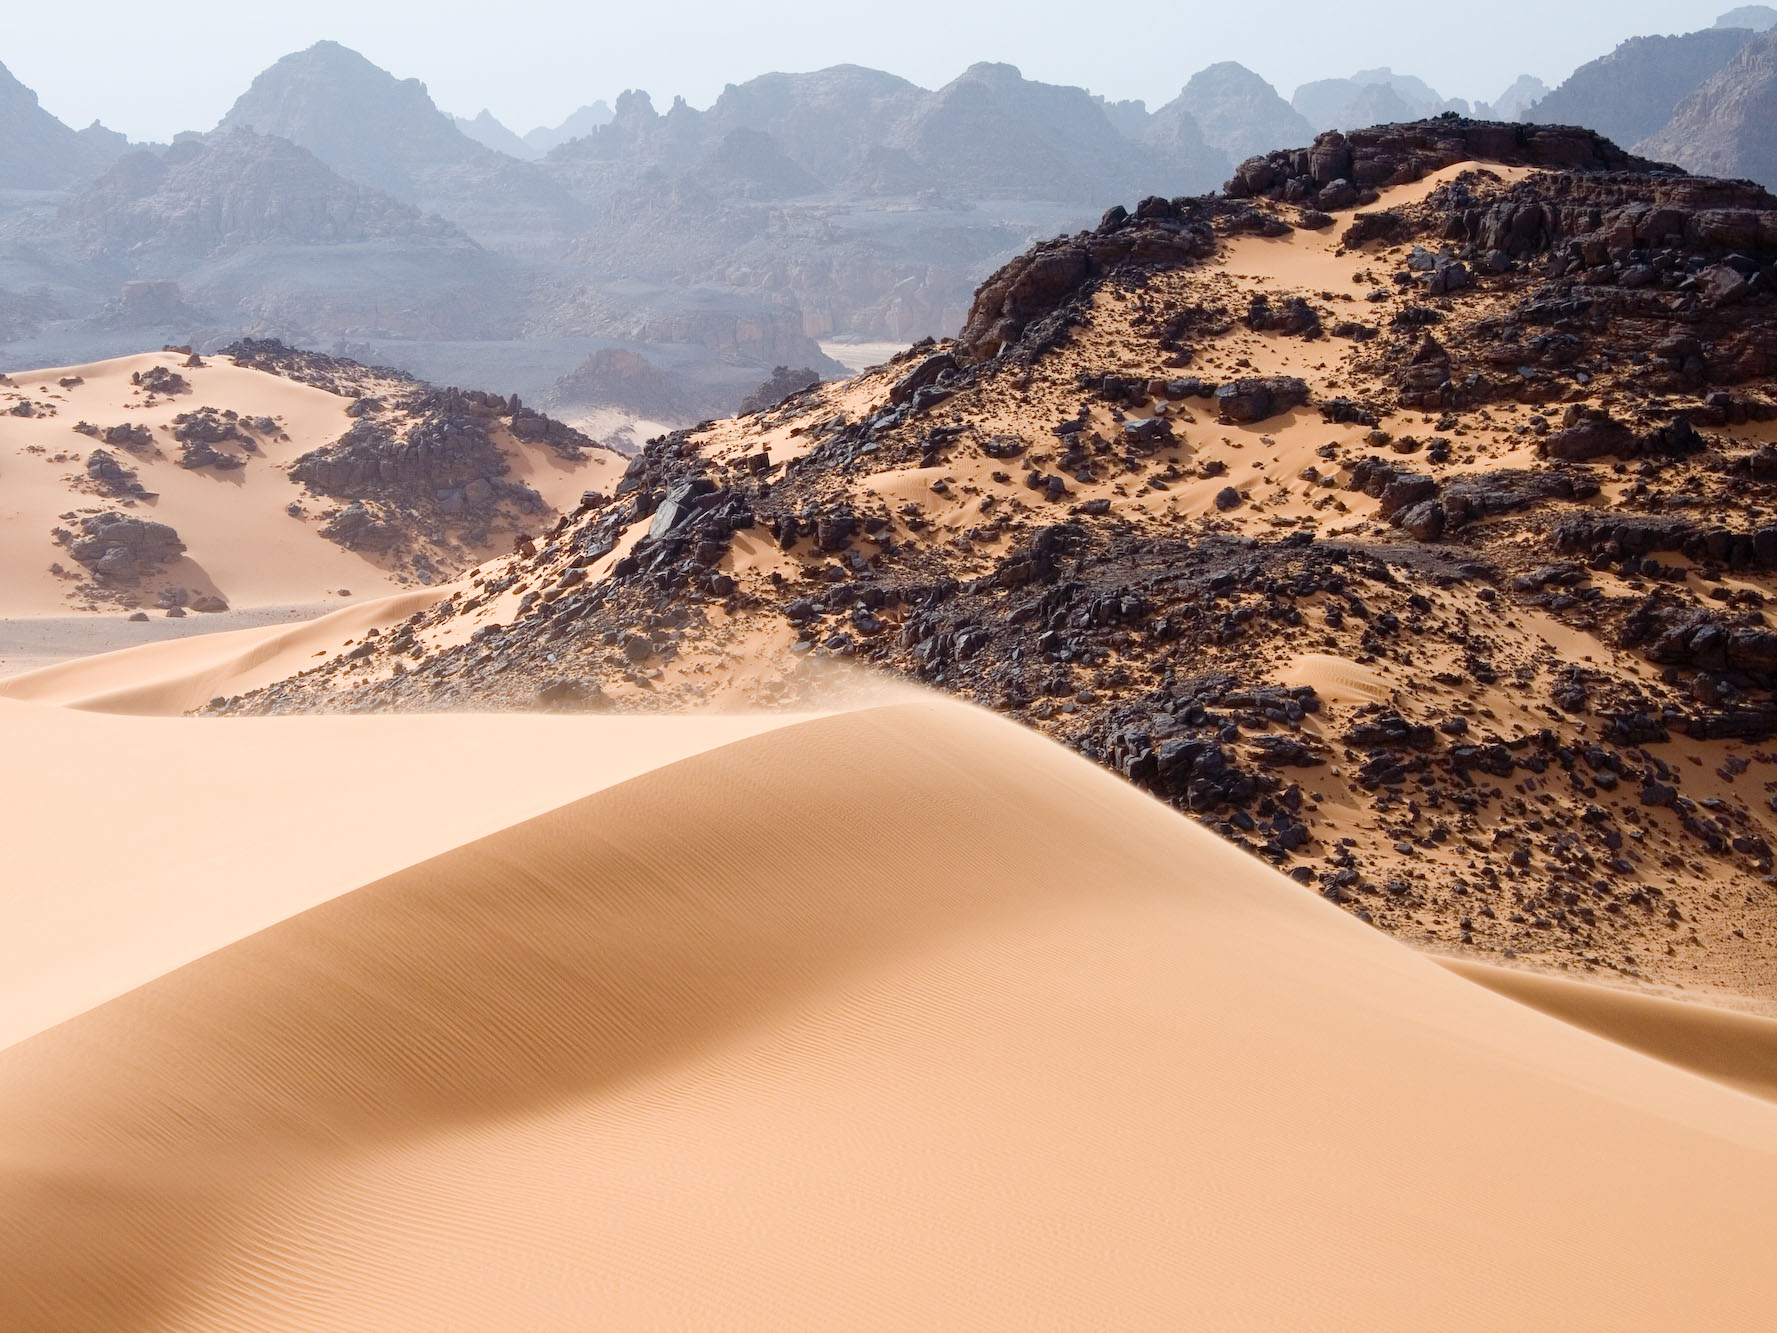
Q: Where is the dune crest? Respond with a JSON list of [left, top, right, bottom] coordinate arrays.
[[1, 697, 1772, 1329]]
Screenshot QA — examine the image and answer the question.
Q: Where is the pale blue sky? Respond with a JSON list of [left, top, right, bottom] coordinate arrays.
[[4, 0, 1745, 142]]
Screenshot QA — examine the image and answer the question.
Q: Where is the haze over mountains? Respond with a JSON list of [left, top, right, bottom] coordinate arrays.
[[3, 10, 1777, 438]]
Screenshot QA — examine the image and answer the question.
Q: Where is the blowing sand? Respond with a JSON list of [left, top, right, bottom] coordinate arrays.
[[1, 692, 1773, 1329]]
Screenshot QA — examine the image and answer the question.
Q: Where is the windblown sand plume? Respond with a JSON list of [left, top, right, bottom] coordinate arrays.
[[0, 693, 1773, 1329]]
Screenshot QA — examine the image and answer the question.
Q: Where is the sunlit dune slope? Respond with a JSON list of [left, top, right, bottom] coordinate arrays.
[[0, 588, 442, 714], [0, 696, 1772, 1330]]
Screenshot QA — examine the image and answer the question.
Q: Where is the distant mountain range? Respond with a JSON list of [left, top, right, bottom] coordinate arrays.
[[3, 11, 1777, 430]]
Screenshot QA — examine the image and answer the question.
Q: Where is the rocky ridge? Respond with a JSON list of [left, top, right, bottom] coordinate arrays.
[[208, 119, 1777, 1005]]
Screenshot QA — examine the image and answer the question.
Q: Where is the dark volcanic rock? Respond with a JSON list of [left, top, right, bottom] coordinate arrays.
[[67, 512, 185, 580], [1215, 376, 1310, 422]]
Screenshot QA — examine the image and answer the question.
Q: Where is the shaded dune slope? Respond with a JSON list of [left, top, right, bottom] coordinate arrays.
[[1, 700, 1774, 1329], [1446, 956, 1777, 1102]]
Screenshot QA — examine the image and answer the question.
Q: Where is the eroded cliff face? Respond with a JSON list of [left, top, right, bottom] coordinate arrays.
[[1638, 28, 1777, 189]]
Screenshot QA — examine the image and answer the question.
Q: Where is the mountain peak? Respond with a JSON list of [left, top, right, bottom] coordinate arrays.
[[1161, 63, 1313, 165], [218, 42, 483, 197]]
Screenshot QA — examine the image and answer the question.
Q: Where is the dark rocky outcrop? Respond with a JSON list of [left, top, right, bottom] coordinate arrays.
[[738, 366, 822, 415], [1225, 119, 1664, 210], [66, 513, 185, 580], [958, 199, 1221, 362], [1216, 376, 1310, 422], [83, 449, 151, 499]]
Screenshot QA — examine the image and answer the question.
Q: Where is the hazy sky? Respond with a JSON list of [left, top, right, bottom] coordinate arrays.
[[4, 0, 1745, 142]]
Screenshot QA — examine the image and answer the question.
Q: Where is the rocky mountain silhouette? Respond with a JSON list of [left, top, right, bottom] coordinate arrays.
[[1293, 69, 1469, 133], [0, 59, 128, 190], [1156, 63, 1315, 167], [1475, 75, 1548, 122], [218, 42, 483, 200], [10, 21, 1777, 431], [1716, 5, 1777, 28]]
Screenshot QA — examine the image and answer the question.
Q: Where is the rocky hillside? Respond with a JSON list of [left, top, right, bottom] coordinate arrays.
[[211, 118, 1777, 1004], [1528, 27, 1763, 151], [1638, 29, 1777, 188]]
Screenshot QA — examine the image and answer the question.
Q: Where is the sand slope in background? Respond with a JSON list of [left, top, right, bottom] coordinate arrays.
[[0, 590, 444, 714], [1, 696, 1773, 1330], [0, 351, 615, 617]]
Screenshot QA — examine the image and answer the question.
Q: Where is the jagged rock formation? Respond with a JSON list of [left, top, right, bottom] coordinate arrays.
[[738, 366, 822, 415], [1155, 63, 1313, 166], [17, 32, 1777, 433], [1528, 27, 1762, 150], [1638, 29, 1777, 189], [64, 512, 185, 581], [0, 59, 128, 190], [542, 61, 1228, 355], [214, 42, 588, 261], [212, 120, 1777, 997]]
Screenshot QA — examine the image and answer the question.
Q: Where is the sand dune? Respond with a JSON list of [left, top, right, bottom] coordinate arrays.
[[1, 695, 1773, 1330], [0, 589, 443, 715]]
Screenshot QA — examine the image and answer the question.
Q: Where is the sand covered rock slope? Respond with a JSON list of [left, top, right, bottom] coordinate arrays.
[[0, 692, 1773, 1329], [208, 120, 1777, 1005], [0, 342, 621, 617]]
